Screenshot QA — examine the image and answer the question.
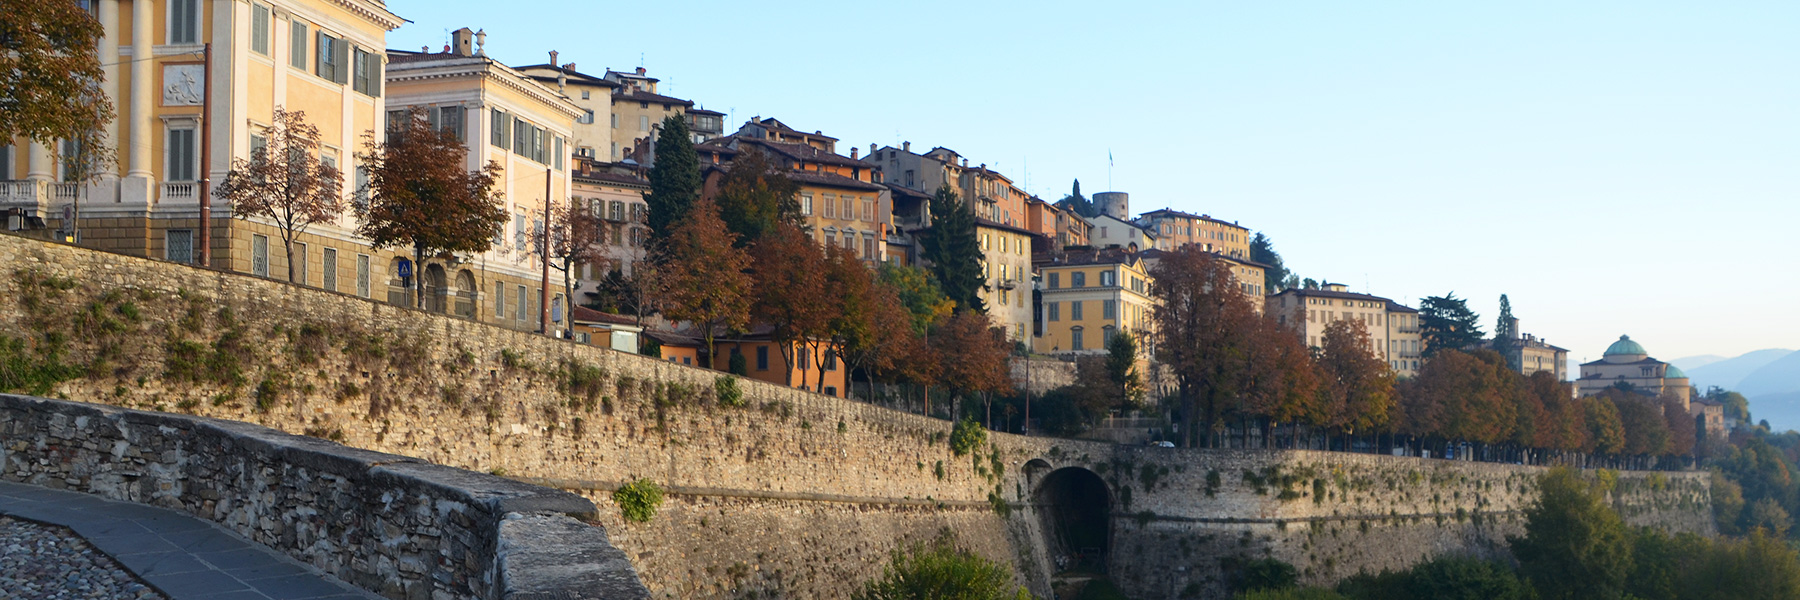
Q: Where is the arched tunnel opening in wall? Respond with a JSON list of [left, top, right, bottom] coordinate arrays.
[[1029, 462, 1112, 574]]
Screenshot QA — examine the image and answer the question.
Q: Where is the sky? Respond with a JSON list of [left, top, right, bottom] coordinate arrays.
[[388, 0, 1800, 365]]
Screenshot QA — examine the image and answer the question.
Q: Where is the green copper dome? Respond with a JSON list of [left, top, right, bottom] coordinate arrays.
[[1665, 364, 1688, 379], [1605, 335, 1647, 357]]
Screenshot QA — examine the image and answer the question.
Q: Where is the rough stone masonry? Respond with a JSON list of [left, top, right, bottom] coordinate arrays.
[[0, 232, 1715, 599]]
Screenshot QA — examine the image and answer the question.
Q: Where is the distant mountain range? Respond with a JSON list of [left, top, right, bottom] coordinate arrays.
[[1672, 348, 1800, 431]]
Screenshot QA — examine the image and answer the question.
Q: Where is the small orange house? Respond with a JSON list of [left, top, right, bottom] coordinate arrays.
[[645, 330, 701, 367], [713, 334, 849, 397]]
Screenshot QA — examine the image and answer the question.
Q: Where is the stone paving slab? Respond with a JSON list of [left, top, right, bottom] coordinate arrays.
[[0, 480, 380, 600]]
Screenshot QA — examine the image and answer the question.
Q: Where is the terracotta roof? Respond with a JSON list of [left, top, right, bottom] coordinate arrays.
[[576, 169, 649, 187], [786, 169, 886, 192], [613, 89, 693, 106], [1270, 287, 1401, 306], [1138, 208, 1247, 229], [1041, 247, 1141, 268], [753, 118, 839, 141], [514, 64, 616, 86], [738, 138, 871, 169], [688, 107, 725, 116], [974, 217, 1043, 238], [885, 183, 933, 201], [1137, 248, 1274, 271], [572, 306, 641, 326], [1385, 302, 1419, 314]]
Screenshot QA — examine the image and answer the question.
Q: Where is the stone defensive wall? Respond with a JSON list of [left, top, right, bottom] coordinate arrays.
[[0, 393, 649, 600], [0, 233, 1715, 599]]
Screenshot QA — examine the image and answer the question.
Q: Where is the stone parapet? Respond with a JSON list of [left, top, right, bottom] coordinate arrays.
[[0, 393, 649, 600]]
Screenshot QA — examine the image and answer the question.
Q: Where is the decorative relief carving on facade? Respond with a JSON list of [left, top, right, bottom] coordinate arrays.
[[162, 65, 205, 106]]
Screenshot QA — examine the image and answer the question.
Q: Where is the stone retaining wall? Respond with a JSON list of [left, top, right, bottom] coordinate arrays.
[[0, 393, 649, 600]]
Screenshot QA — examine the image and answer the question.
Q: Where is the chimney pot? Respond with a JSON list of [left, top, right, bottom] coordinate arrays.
[[549, 50, 559, 65], [636, 66, 646, 75], [902, 141, 911, 152], [564, 62, 575, 72], [869, 143, 876, 155], [850, 148, 859, 159]]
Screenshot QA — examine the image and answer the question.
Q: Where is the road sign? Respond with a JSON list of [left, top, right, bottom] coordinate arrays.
[[397, 259, 413, 279]]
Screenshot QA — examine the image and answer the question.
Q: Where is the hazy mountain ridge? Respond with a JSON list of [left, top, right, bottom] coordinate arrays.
[[1669, 355, 1727, 370], [1684, 349, 1793, 392]]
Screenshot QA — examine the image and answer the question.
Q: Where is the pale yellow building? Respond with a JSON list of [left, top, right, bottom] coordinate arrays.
[[1035, 248, 1155, 356], [570, 158, 650, 299], [383, 28, 582, 331], [976, 219, 1041, 344], [516, 56, 617, 162], [1, 0, 402, 298], [604, 67, 694, 163], [1137, 208, 1251, 260], [1267, 283, 1418, 378], [696, 119, 890, 263]]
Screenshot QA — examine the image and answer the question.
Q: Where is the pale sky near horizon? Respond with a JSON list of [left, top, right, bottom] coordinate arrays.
[[389, 0, 1798, 365]]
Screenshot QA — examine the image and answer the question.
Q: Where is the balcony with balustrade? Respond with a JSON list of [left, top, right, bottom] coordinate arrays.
[[161, 182, 197, 204]]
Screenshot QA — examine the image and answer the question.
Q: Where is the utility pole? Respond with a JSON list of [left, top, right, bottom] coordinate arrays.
[[539, 166, 552, 335], [198, 43, 214, 267]]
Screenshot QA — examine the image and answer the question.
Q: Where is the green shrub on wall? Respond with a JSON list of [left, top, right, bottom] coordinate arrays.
[[950, 418, 986, 457], [715, 375, 744, 407], [614, 478, 665, 523]]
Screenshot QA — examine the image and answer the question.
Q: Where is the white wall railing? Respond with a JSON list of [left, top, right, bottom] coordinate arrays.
[[161, 182, 197, 204]]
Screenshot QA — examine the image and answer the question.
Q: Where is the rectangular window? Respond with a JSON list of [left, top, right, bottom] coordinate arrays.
[[293, 242, 308, 285], [166, 128, 196, 181], [638, 115, 648, 131], [1071, 300, 1084, 320], [515, 285, 527, 320], [580, 109, 594, 124], [317, 32, 348, 84], [1072, 328, 1085, 351], [514, 119, 528, 156], [491, 109, 511, 148], [169, 0, 198, 44], [611, 113, 618, 128], [554, 136, 565, 171], [801, 193, 813, 215], [1071, 271, 1086, 288], [322, 248, 338, 291], [1047, 302, 1060, 321], [251, 5, 270, 55], [494, 282, 506, 317], [1103, 299, 1117, 319], [823, 194, 836, 218], [165, 230, 194, 264], [756, 346, 769, 371], [1048, 273, 1060, 289], [514, 214, 527, 248], [356, 254, 370, 297], [352, 47, 382, 97], [251, 235, 269, 277], [290, 22, 308, 68], [863, 233, 875, 260], [864, 199, 875, 222]]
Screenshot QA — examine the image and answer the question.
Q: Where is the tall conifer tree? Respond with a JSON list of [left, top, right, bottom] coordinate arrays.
[[919, 185, 986, 313], [1419, 293, 1484, 357], [644, 115, 700, 240], [1494, 294, 1519, 370]]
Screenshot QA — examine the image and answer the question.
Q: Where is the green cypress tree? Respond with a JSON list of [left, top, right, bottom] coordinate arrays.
[[919, 185, 986, 313], [1494, 294, 1519, 370], [644, 115, 700, 240]]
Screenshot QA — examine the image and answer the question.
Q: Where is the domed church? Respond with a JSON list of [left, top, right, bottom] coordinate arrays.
[[1576, 335, 1692, 402]]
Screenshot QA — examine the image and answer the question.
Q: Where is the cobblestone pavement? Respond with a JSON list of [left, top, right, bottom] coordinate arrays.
[[0, 516, 164, 600], [0, 481, 377, 600]]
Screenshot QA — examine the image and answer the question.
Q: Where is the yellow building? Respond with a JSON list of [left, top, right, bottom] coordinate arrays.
[[1034, 248, 1155, 355], [976, 219, 1041, 343], [2, 0, 401, 284], [1137, 208, 1251, 260], [604, 67, 696, 163], [382, 28, 582, 331], [696, 119, 889, 263], [1266, 283, 1420, 378], [516, 57, 617, 162]]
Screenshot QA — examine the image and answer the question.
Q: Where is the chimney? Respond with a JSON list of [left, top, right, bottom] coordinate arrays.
[[549, 50, 559, 66], [902, 141, 911, 152], [450, 27, 474, 57], [869, 143, 876, 156], [850, 147, 859, 160], [635, 66, 646, 75], [962, 159, 968, 168], [564, 62, 575, 72]]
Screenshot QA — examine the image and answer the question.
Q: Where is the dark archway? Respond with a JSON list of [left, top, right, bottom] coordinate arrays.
[[1033, 466, 1112, 573]]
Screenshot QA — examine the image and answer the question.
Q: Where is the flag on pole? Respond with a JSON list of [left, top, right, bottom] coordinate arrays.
[[1108, 149, 1113, 167]]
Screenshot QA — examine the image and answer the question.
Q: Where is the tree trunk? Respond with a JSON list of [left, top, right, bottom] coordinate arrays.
[[283, 236, 297, 283]]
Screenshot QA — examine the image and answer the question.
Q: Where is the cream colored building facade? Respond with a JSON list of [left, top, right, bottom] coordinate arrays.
[[976, 219, 1040, 343], [604, 67, 693, 163], [1, 0, 403, 298], [1577, 336, 1691, 402], [516, 58, 616, 162], [1137, 208, 1251, 260], [1035, 249, 1155, 356], [1267, 284, 1420, 378], [382, 30, 580, 331]]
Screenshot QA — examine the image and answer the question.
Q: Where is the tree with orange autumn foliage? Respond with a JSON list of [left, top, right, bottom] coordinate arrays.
[[658, 197, 752, 368], [749, 223, 830, 387], [217, 108, 343, 283], [356, 107, 505, 307]]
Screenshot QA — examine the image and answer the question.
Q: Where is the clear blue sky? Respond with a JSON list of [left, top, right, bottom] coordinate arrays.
[[389, 0, 1799, 364]]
